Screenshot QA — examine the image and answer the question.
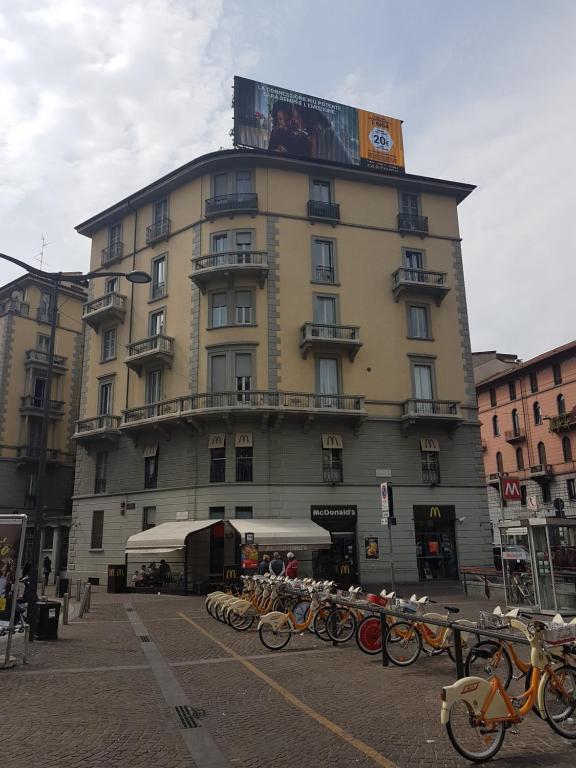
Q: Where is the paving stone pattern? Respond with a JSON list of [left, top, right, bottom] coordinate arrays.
[[2, 587, 576, 767]]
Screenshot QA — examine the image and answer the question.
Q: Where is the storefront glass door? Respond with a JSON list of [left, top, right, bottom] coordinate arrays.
[[414, 505, 458, 580]]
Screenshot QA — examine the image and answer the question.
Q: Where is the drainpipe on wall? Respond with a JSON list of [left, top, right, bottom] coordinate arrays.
[[124, 202, 138, 410]]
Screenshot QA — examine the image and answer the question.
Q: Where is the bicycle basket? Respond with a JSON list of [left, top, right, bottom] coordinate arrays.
[[396, 599, 418, 614], [478, 611, 510, 630], [544, 623, 576, 646]]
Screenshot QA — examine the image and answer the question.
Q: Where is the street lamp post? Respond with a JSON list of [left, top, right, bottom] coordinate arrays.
[[0, 252, 150, 640]]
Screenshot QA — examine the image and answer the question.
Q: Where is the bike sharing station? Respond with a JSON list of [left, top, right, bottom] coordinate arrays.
[[499, 515, 576, 614]]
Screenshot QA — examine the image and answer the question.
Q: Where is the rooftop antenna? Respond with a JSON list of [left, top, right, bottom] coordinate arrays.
[[33, 235, 50, 270]]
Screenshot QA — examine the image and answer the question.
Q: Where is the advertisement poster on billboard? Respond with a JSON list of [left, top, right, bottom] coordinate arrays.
[[241, 543, 259, 571], [365, 537, 379, 559], [234, 76, 404, 173], [0, 517, 25, 621]]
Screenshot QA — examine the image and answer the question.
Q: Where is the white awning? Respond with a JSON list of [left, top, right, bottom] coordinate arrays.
[[126, 547, 184, 556], [125, 520, 218, 552], [228, 518, 331, 551]]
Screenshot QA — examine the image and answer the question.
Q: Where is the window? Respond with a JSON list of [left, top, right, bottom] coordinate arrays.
[[496, 451, 504, 475], [212, 232, 229, 256], [43, 527, 54, 550], [209, 354, 227, 392], [38, 291, 54, 322], [144, 453, 158, 489], [94, 451, 108, 493], [511, 409, 520, 436], [149, 309, 165, 337], [32, 376, 46, 407], [210, 448, 225, 482], [145, 369, 162, 404], [421, 451, 440, 484], [520, 485, 527, 506], [213, 172, 228, 197], [212, 171, 252, 196], [142, 506, 156, 531], [537, 441, 547, 466], [236, 447, 253, 481], [235, 291, 253, 325], [211, 292, 228, 327], [492, 415, 500, 436], [558, 394, 566, 415], [209, 507, 225, 519], [28, 419, 42, 448], [235, 353, 252, 402], [530, 371, 538, 393], [533, 401, 542, 425], [101, 328, 116, 361], [563, 437, 573, 463], [235, 231, 253, 257], [235, 170, 252, 194], [105, 276, 119, 294], [153, 198, 168, 225], [235, 507, 253, 519], [108, 222, 122, 246], [317, 358, 340, 405], [553, 363, 562, 385], [509, 381, 517, 400], [98, 380, 113, 416], [90, 511, 104, 549], [403, 249, 424, 279], [151, 255, 167, 300], [208, 348, 255, 400], [400, 192, 420, 216], [516, 447, 524, 471], [489, 388, 497, 407], [314, 295, 337, 325], [322, 448, 343, 482], [37, 334, 50, 354], [311, 179, 331, 202], [312, 239, 336, 283], [567, 479, 576, 500], [408, 305, 430, 339], [541, 480, 551, 504]]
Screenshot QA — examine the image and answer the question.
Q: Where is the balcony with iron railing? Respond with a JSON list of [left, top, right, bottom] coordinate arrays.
[[24, 349, 67, 370], [392, 267, 450, 305], [17, 445, 60, 462], [101, 240, 123, 265], [146, 217, 171, 245], [0, 298, 29, 317], [20, 395, 65, 417], [82, 292, 127, 330], [549, 410, 576, 434], [530, 464, 554, 479], [205, 192, 258, 219], [190, 250, 268, 292], [307, 200, 340, 222], [401, 399, 462, 429], [505, 428, 526, 444], [122, 390, 366, 431], [397, 212, 429, 236], [300, 322, 362, 361], [73, 414, 122, 443], [125, 334, 174, 374], [313, 265, 336, 284]]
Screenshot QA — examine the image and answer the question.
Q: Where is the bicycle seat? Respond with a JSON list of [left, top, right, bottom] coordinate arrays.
[[444, 605, 460, 614]]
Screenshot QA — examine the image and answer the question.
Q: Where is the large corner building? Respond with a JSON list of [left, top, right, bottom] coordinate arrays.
[[68, 147, 492, 586]]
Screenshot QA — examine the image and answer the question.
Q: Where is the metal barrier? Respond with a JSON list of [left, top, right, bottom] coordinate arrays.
[[460, 567, 503, 599], [78, 584, 91, 619]]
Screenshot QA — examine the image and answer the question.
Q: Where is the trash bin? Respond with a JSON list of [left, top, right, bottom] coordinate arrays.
[[57, 578, 70, 598], [35, 601, 60, 641]]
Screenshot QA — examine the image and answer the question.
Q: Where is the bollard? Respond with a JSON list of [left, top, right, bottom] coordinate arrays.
[[55, 576, 60, 598], [41, 580, 46, 597], [63, 593, 69, 625], [76, 579, 82, 601], [86, 583, 91, 612], [78, 584, 90, 619]]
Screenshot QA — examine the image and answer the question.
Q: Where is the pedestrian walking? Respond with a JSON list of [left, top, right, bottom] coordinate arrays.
[[257, 554, 270, 575], [268, 551, 285, 576], [285, 552, 299, 578], [42, 556, 52, 587]]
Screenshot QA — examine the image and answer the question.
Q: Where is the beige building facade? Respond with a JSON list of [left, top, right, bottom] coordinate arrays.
[[69, 148, 491, 586], [0, 275, 85, 575]]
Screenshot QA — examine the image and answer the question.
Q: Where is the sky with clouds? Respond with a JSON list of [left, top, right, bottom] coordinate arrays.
[[1, 0, 575, 360]]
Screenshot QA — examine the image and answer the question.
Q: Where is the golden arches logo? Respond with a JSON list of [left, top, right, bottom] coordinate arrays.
[[429, 506, 441, 519], [224, 568, 237, 580], [340, 564, 351, 575]]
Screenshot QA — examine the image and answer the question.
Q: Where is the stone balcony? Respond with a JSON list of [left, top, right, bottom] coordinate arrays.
[[24, 349, 67, 371], [190, 250, 268, 293], [300, 322, 362, 361], [73, 415, 122, 444], [20, 395, 65, 418], [125, 334, 174, 375], [505, 429, 526, 444], [400, 399, 462, 431], [392, 267, 450, 306], [82, 292, 127, 331]]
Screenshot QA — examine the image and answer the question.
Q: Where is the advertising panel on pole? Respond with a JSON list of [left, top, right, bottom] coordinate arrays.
[[241, 543, 259, 571], [365, 537, 379, 559], [0, 514, 27, 668], [501, 477, 521, 502], [234, 76, 405, 173]]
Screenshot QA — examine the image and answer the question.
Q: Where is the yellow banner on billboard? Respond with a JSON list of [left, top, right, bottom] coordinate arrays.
[[358, 111, 404, 171]]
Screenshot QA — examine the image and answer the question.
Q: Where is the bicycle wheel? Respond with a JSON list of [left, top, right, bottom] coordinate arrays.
[[326, 608, 357, 644], [229, 611, 254, 632], [258, 621, 291, 650], [465, 641, 513, 689], [385, 621, 422, 666], [312, 606, 333, 641], [446, 700, 505, 762], [292, 600, 311, 625], [356, 615, 382, 655], [215, 602, 228, 622], [542, 665, 576, 738]]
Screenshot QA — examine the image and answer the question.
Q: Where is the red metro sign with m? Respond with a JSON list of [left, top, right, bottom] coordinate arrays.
[[502, 477, 521, 501]]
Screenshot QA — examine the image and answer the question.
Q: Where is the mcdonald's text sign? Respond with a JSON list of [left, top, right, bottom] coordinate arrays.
[[501, 477, 521, 502]]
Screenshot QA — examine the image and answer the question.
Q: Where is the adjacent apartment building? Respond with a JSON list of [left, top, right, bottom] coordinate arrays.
[[68, 146, 492, 585], [475, 342, 576, 542], [0, 275, 85, 574]]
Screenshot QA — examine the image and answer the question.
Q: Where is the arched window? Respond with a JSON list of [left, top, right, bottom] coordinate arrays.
[[563, 436, 573, 462], [492, 415, 500, 436], [557, 394, 566, 415], [537, 442, 547, 466], [496, 451, 504, 474], [512, 408, 520, 436], [516, 447, 524, 471], [533, 401, 542, 425]]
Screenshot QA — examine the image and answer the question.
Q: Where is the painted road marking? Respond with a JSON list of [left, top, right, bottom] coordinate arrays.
[[178, 612, 398, 768]]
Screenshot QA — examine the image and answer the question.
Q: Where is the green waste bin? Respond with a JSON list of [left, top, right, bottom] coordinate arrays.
[[35, 601, 60, 640]]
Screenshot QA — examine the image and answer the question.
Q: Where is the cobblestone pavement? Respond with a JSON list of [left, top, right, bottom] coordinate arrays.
[[2, 586, 576, 767]]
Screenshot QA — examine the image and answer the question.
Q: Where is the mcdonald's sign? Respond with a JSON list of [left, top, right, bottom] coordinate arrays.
[[420, 437, 440, 452], [235, 432, 253, 447], [223, 565, 239, 581], [322, 433, 343, 449], [413, 505, 455, 523], [429, 506, 441, 519], [339, 563, 351, 575]]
